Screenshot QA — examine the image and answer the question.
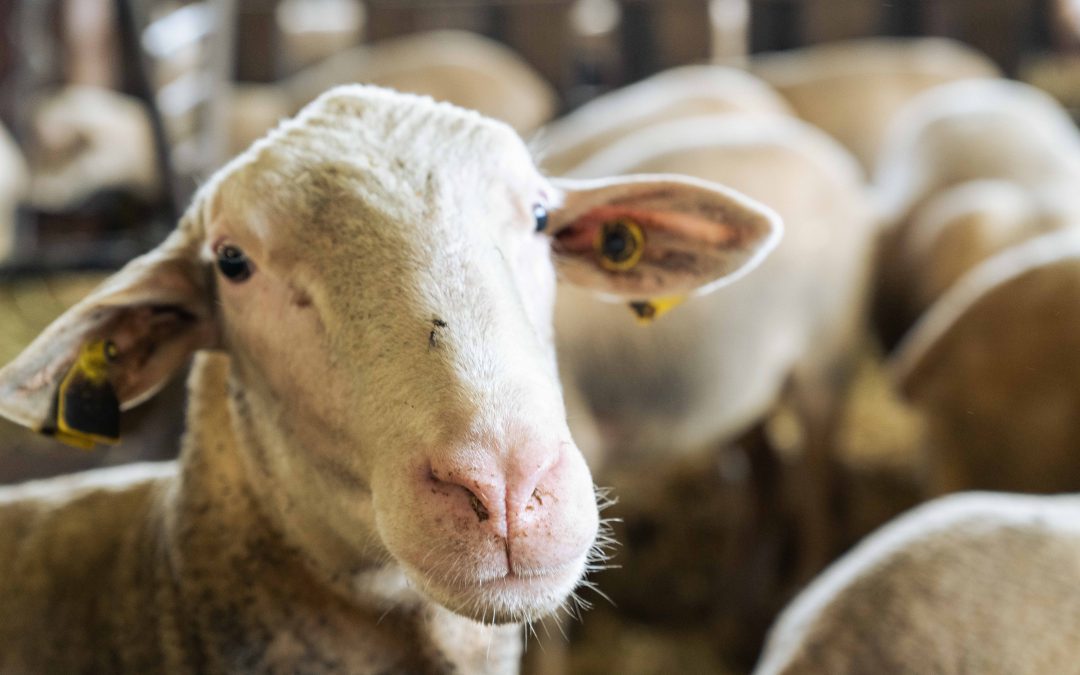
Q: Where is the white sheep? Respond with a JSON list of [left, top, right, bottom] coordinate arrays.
[[0, 123, 29, 260], [874, 78, 1080, 225], [0, 85, 781, 671], [873, 78, 1080, 343], [535, 65, 793, 177], [555, 113, 875, 572], [752, 37, 1001, 171], [230, 30, 557, 158], [888, 228, 1080, 496], [755, 491, 1080, 675], [27, 85, 160, 211], [883, 179, 1078, 329], [284, 29, 556, 134]]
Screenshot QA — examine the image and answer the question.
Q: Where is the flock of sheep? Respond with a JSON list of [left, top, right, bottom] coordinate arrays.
[[1, 29, 1080, 674]]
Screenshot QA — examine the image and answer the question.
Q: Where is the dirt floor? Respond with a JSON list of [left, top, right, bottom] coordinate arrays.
[[0, 275, 931, 674]]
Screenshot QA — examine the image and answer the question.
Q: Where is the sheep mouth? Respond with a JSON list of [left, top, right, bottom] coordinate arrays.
[[405, 554, 588, 624]]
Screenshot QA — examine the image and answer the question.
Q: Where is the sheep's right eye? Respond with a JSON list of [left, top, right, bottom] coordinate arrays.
[[216, 245, 253, 282]]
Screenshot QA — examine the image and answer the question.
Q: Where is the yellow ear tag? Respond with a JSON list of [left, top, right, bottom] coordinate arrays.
[[595, 218, 645, 272], [628, 295, 686, 324], [50, 339, 121, 449]]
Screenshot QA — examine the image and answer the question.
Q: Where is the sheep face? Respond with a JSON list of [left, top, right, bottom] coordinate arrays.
[[207, 89, 595, 623], [0, 86, 781, 626]]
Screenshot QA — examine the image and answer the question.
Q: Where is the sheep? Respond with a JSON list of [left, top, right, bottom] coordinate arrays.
[[284, 30, 556, 134], [27, 85, 160, 211], [873, 78, 1080, 345], [754, 491, 1080, 675], [885, 179, 1078, 330], [229, 30, 557, 158], [887, 228, 1080, 496], [555, 113, 875, 574], [751, 37, 1000, 171], [535, 65, 793, 177], [0, 122, 29, 261], [874, 78, 1080, 225], [0, 85, 781, 672]]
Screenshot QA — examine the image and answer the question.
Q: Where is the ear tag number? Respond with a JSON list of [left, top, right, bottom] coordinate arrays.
[[595, 218, 645, 271], [628, 295, 686, 324], [51, 339, 121, 449]]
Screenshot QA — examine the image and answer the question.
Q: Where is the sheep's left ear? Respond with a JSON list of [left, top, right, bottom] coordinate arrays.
[[548, 175, 782, 319], [0, 230, 217, 447]]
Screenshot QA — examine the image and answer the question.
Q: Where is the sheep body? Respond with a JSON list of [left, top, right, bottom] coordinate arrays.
[[875, 78, 1080, 223], [755, 491, 1080, 675], [873, 78, 1080, 343], [890, 228, 1080, 495], [285, 30, 556, 133], [753, 37, 1000, 170], [887, 179, 1079, 326], [229, 30, 556, 157], [536, 65, 792, 176], [558, 113, 873, 465]]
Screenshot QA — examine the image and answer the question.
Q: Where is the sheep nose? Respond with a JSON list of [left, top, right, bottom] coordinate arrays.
[[428, 443, 560, 539]]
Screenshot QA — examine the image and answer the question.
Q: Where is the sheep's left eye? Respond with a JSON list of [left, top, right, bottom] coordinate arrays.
[[216, 245, 253, 282], [533, 204, 549, 233]]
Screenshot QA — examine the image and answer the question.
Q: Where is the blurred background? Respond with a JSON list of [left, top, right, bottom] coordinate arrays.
[[3, 1, 1080, 673], [0, 0, 1071, 275]]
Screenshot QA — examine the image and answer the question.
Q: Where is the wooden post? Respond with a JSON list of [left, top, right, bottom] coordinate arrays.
[[749, 0, 802, 53], [801, 0, 883, 45], [653, 0, 711, 69], [493, 1, 574, 100], [235, 0, 281, 82]]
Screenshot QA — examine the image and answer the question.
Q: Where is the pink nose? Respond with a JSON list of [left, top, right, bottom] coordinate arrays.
[[428, 443, 560, 541]]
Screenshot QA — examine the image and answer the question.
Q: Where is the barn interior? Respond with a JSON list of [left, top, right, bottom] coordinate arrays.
[[0, 1, 1076, 673]]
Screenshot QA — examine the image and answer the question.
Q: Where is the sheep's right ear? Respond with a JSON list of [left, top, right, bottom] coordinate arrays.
[[0, 231, 217, 447]]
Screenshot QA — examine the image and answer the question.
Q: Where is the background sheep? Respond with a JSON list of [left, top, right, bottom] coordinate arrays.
[[873, 77, 1080, 345], [534, 65, 792, 176], [229, 30, 557, 156], [885, 179, 1078, 328], [874, 78, 1080, 224], [755, 491, 1080, 675], [548, 113, 876, 665], [26, 85, 160, 212], [752, 37, 1001, 171], [890, 228, 1080, 495]]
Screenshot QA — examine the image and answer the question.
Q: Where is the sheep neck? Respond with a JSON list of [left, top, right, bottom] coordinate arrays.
[[161, 351, 521, 673]]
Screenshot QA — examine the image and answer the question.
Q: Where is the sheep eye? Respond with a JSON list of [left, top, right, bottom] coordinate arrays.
[[216, 245, 252, 282], [533, 204, 549, 233]]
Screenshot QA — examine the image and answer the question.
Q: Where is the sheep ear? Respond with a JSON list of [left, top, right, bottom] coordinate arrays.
[[548, 175, 782, 320], [0, 231, 217, 448]]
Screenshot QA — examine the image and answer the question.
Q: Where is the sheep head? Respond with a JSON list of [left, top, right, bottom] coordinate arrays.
[[0, 85, 781, 624]]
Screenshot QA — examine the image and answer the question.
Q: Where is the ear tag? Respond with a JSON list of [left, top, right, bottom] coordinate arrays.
[[628, 295, 686, 324], [595, 218, 645, 272], [50, 339, 121, 449]]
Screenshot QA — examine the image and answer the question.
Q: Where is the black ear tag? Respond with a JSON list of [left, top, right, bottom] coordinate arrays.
[[49, 340, 121, 449]]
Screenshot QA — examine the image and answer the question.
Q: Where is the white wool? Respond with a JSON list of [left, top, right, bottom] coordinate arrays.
[[756, 491, 1080, 675]]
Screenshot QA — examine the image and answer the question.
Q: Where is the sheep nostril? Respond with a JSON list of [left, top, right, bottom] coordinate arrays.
[[466, 489, 490, 522]]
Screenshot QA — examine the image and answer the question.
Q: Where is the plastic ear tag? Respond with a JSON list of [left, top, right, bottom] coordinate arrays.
[[51, 339, 120, 449], [628, 295, 686, 324], [595, 218, 645, 271]]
